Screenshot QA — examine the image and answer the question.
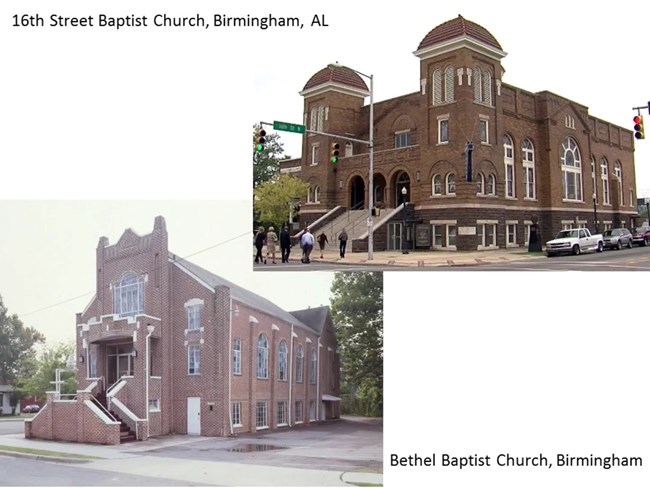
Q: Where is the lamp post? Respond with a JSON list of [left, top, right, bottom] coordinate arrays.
[[328, 62, 374, 260], [592, 193, 598, 233], [401, 187, 409, 254]]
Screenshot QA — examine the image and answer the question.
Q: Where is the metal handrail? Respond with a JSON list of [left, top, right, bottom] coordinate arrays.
[[90, 394, 117, 422]]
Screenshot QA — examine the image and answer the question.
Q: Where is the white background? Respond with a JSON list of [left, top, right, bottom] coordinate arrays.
[[2, 1, 650, 487]]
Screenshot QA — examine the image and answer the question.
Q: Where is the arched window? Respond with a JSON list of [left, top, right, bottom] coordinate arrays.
[[614, 160, 623, 205], [307, 187, 313, 203], [591, 157, 597, 203], [257, 333, 268, 379], [432, 69, 442, 105], [278, 340, 288, 381], [477, 172, 485, 195], [600, 157, 610, 205], [309, 106, 324, 131], [309, 349, 317, 384], [487, 174, 496, 195], [444, 65, 455, 102], [295, 345, 304, 383], [522, 139, 535, 199], [114, 273, 144, 317], [482, 71, 492, 105], [561, 137, 583, 201], [345, 141, 353, 157], [473, 67, 482, 102], [233, 338, 242, 375], [446, 173, 456, 195], [432, 174, 443, 195], [503, 135, 515, 198], [314, 186, 321, 203]]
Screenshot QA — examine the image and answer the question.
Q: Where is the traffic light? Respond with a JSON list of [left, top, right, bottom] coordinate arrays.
[[330, 142, 340, 163], [255, 127, 267, 152], [633, 115, 645, 140]]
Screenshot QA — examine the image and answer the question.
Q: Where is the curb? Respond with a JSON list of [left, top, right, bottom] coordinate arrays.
[[0, 448, 93, 464]]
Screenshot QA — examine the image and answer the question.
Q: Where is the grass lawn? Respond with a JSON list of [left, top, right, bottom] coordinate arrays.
[[0, 444, 101, 460]]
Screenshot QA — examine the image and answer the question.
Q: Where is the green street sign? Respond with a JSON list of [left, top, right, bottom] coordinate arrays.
[[273, 121, 305, 134]]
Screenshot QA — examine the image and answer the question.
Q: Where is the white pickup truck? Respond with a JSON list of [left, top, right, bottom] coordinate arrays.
[[545, 228, 604, 257]]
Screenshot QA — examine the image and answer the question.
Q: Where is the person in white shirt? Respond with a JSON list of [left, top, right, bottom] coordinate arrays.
[[300, 227, 315, 264]]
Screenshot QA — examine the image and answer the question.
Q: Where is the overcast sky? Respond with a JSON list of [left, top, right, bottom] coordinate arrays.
[[0, 201, 335, 345]]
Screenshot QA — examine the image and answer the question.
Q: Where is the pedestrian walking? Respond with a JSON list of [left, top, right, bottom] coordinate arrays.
[[280, 226, 291, 263], [300, 227, 315, 264], [317, 231, 329, 258], [254, 226, 266, 263], [264, 226, 278, 264], [338, 228, 348, 258]]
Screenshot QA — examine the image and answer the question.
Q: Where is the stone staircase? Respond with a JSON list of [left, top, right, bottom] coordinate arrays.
[[94, 391, 137, 443]]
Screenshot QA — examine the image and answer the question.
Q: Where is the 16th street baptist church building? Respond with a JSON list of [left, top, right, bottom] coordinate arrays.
[[25, 217, 339, 445], [280, 15, 639, 252]]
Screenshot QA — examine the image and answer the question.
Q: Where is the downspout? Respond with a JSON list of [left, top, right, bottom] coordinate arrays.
[[288, 324, 294, 426], [316, 338, 321, 421], [145, 324, 155, 439], [228, 297, 233, 436]]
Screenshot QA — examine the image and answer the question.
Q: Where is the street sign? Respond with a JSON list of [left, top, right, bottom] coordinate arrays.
[[273, 121, 305, 134]]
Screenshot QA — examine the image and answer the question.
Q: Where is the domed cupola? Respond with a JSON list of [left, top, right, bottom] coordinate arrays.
[[413, 15, 507, 61], [300, 64, 370, 99]]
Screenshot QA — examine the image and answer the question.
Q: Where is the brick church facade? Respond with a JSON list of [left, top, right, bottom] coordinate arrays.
[[280, 15, 639, 252], [26, 217, 340, 444]]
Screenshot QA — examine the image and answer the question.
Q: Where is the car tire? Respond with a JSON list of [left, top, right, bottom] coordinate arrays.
[[616, 241, 622, 250], [597, 241, 603, 253], [572, 244, 581, 255], [628, 239, 633, 249]]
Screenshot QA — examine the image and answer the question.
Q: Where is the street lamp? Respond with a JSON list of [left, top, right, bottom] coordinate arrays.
[[592, 193, 598, 233], [328, 62, 374, 260], [401, 187, 409, 254]]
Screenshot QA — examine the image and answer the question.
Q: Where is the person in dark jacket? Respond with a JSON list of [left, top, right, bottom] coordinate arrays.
[[280, 226, 291, 263], [254, 226, 266, 263], [338, 228, 348, 258]]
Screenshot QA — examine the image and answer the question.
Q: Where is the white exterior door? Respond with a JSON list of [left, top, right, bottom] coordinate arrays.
[[187, 397, 201, 435]]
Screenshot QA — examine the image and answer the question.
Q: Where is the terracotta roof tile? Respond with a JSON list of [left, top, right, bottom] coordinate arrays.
[[418, 15, 502, 51], [303, 65, 369, 92]]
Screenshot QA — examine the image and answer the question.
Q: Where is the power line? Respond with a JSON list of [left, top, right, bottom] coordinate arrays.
[[19, 230, 252, 319]]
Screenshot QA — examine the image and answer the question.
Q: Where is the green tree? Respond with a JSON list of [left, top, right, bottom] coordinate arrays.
[[254, 174, 309, 228], [253, 123, 290, 187], [0, 294, 45, 386], [16, 342, 77, 403], [330, 272, 383, 417]]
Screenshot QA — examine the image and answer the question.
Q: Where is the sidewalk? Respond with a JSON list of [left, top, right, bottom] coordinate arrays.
[[295, 246, 547, 268]]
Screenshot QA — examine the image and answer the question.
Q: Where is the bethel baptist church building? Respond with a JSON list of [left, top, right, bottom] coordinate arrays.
[[25, 217, 340, 444], [280, 15, 639, 252]]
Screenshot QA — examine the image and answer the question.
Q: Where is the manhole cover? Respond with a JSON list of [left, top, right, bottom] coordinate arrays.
[[225, 443, 287, 453]]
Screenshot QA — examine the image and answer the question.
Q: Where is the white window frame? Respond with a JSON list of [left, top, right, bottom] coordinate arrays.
[[311, 144, 319, 166], [476, 172, 485, 195], [503, 134, 514, 198], [309, 400, 317, 421], [431, 220, 457, 251], [506, 222, 518, 248], [256, 401, 268, 429], [232, 401, 242, 427], [344, 141, 353, 157], [295, 344, 304, 383], [148, 399, 160, 412], [522, 139, 535, 200], [614, 160, 623, 205], [591, 157, 597, 204], [487, 174, 496, 196], [446, 173, 456, 195], [444, 65, 455, 103], [477, 222, 498, 250], [395, 130, 411, 148], [187, 304, 201, 331], [188, 345, 200, 375], [257, 333, 269, 379], [432, 174, 443, 196], [277, 401, 288, 427], [233, 338, 241, 375], [601, 157, 610, 205], [437, 116, 449, 144], [561, 137, 583, 202], [278, 340, 288, 382], [309, 349, 317, 385], [295, 400, 303, 424], [432, 69, 442, 105], [114, 273, 144, 318], [313, 185, 321, 204]]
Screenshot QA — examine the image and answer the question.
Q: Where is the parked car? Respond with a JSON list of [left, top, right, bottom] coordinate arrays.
[[602, 228, 633, 250], [631, 226, 650, 246], [22, 404, 40, 413], [546, 228, 604, 257]]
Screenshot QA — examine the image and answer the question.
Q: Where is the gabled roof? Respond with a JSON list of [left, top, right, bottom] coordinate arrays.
[[417, 15, 502, 51], [289, 306, 331, 335], [171, 255, 316, 332]]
